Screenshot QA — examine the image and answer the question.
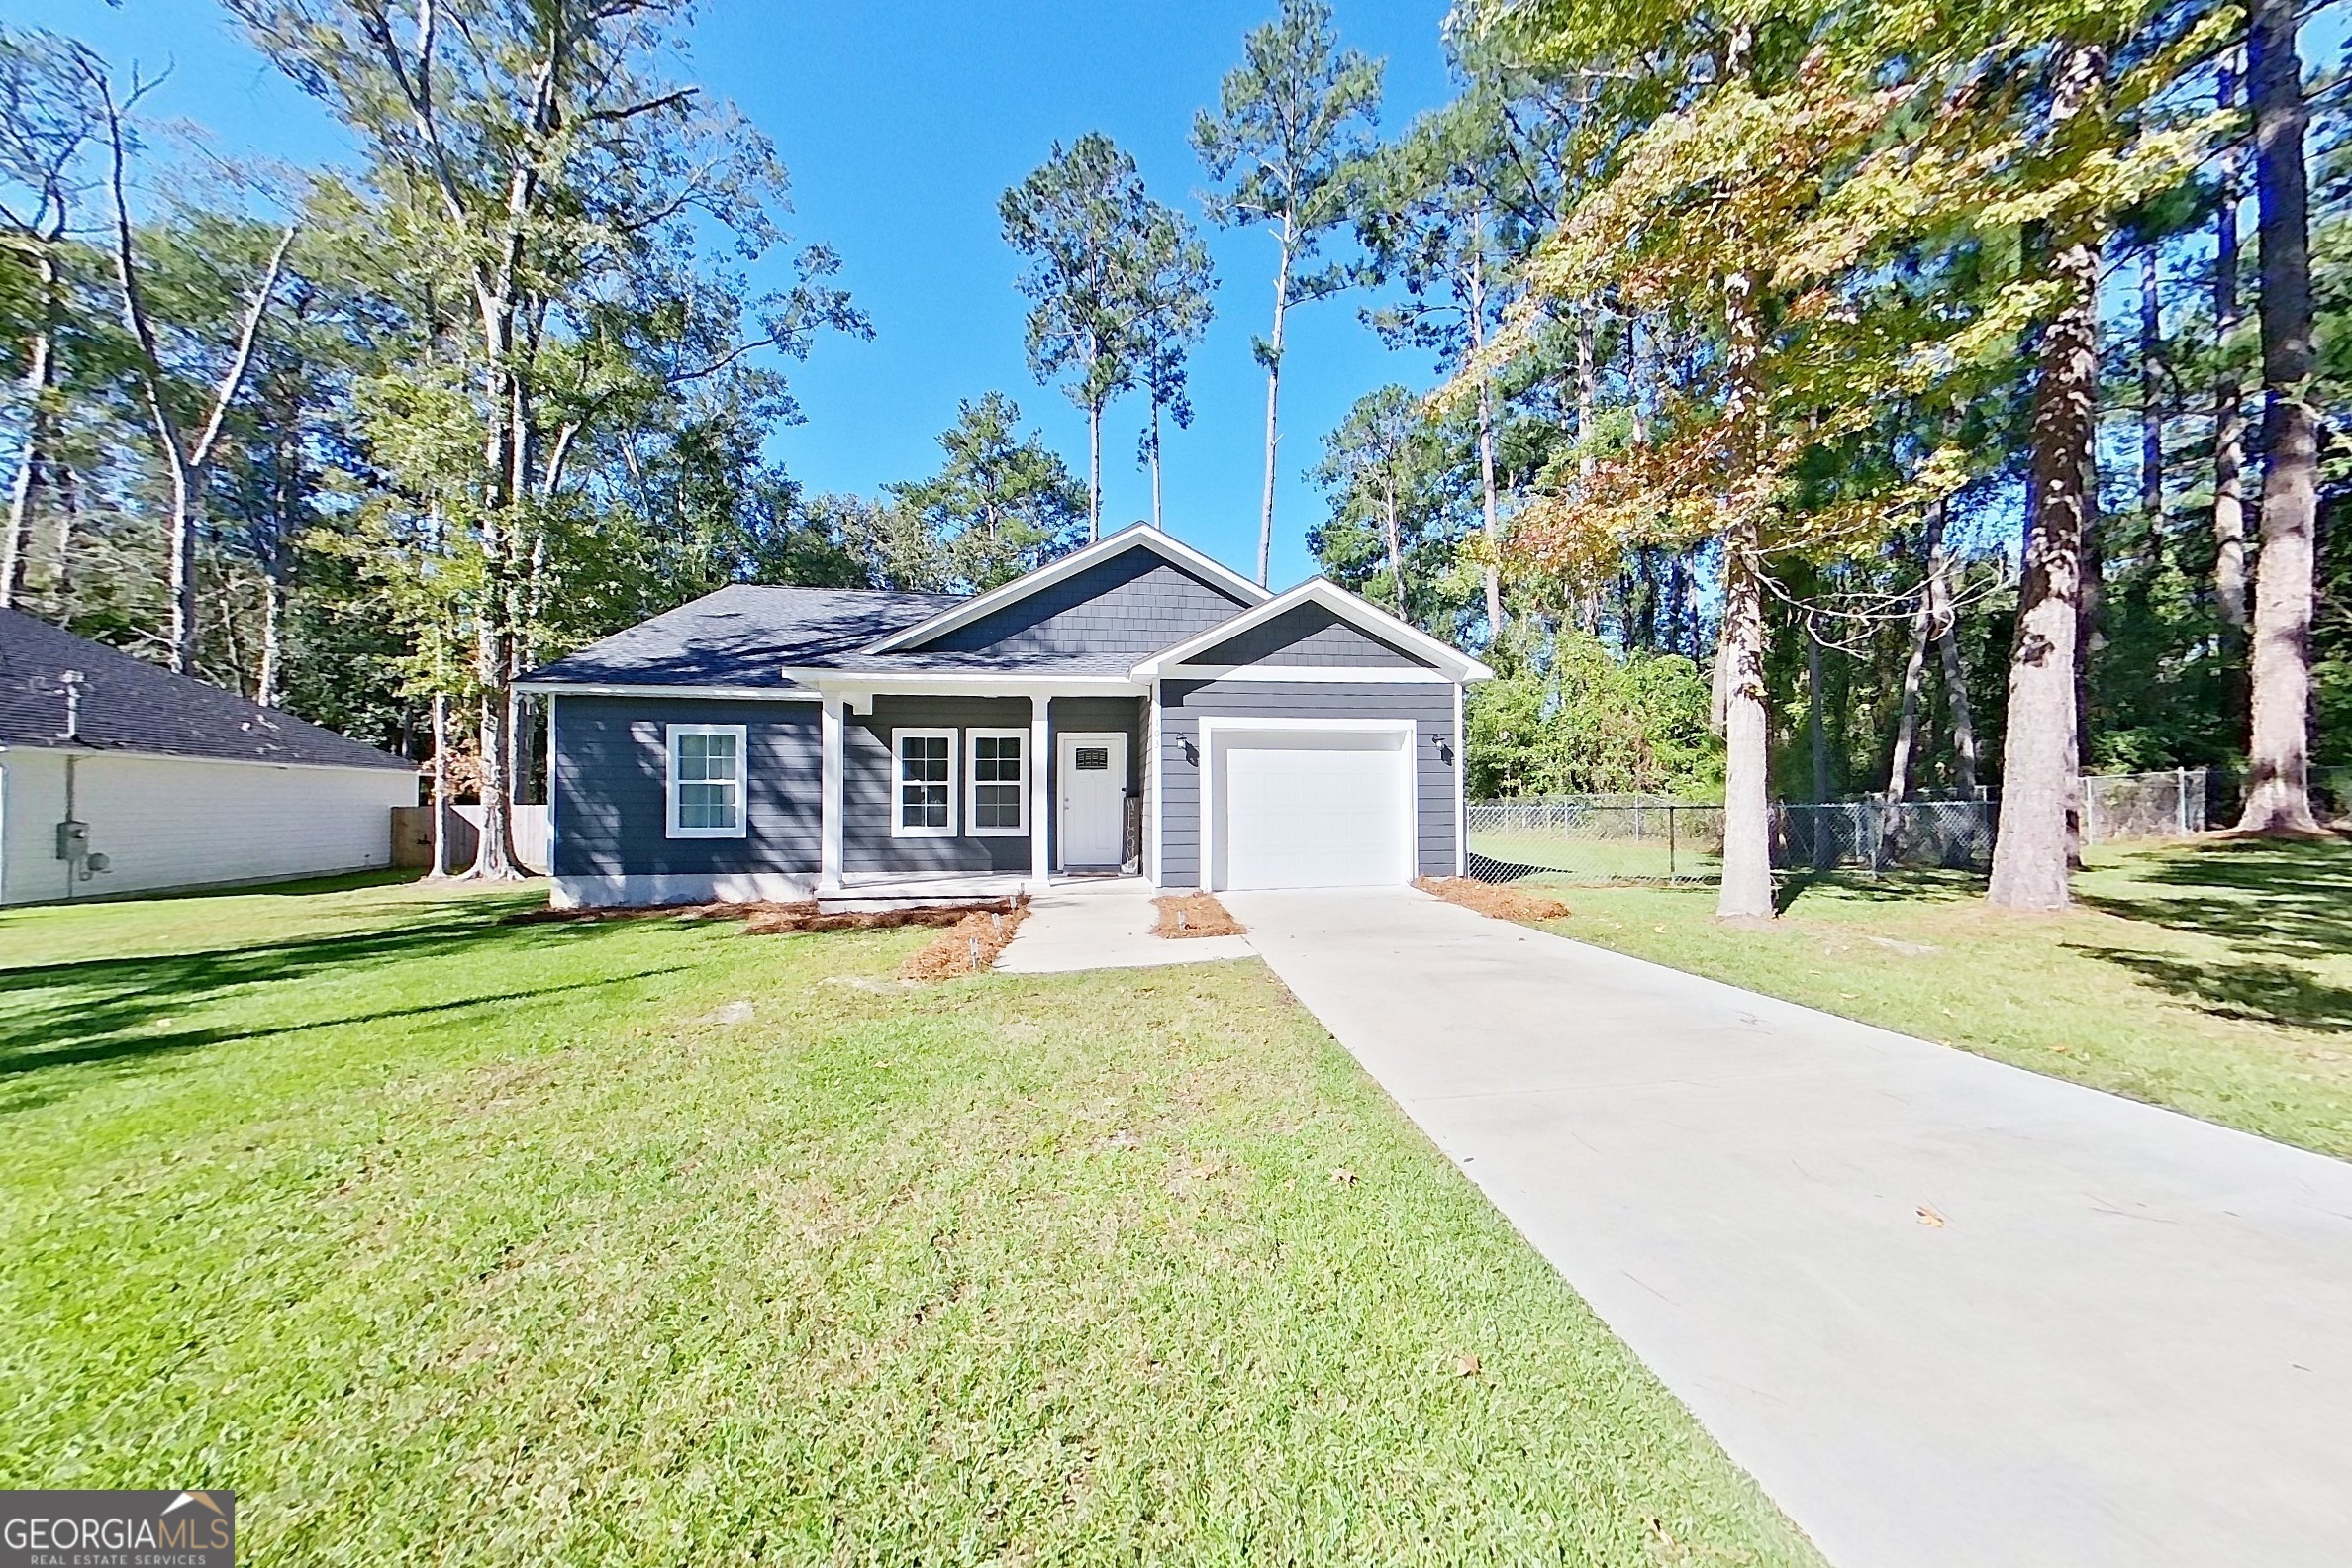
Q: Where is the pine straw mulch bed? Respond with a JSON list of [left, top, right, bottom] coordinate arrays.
[[1150, 893, 1245, 939], [898, 902, 1030, 981], [1416, 877, 1571, 923], [509, 897, 1018, 931]]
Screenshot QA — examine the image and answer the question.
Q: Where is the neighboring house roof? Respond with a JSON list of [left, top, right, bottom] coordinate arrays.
[[0, 606, 413, 771], [521, 584, 958, 691]]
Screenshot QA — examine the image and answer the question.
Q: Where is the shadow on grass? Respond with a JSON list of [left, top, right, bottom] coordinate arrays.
[[1772, 866, 1987, 914], [2080, 836, 2352, 962], [0, 900, 686, 1113], [2070, 944, 2352, 1033]]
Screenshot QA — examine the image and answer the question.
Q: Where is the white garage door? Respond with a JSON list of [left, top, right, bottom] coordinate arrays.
[[1214, 728, 1413, 890]]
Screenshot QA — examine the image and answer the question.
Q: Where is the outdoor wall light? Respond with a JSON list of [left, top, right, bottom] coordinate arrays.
[[1181, 737, 1200, 766], [1436, 735, 1455, 765]]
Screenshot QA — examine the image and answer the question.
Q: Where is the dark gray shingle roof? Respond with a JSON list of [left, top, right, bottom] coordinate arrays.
[[781, 649, 1142, 676], [0, 607, 412, 770], [521, 584, 961, 689]]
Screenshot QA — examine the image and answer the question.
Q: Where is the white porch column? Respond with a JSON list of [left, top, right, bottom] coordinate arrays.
[[820, 694, 844, 892], [1029, 695, 1051, 891]]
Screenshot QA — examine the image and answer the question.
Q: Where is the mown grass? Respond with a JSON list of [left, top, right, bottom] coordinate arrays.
[[1523, 836, 2352, 1160], [1, 877, 1818, 1566]]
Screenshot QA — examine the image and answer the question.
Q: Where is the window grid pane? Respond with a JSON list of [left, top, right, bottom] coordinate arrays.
[[672, 731, 742, 833]]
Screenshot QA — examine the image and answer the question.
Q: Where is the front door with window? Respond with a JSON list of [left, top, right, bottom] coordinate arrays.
[[1057, 732, 1127, 870]]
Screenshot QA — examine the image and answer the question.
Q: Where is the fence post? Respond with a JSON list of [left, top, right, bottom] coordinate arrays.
[[2177, 766, 2192, 835], [2083, 780, 2098, 847], [1668, 804, 1677, 881]]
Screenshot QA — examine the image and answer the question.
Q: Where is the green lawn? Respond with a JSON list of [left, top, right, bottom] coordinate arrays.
[[1522, 837, 2352, 1160], [1, 876, 1817, 1566]]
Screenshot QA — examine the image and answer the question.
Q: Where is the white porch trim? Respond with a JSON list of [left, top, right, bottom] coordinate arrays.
[[1029, 697, 1051, 892], [1156, 663, 1458, 684], [514, 680, 820, 701], [819, 695, 845, 892]]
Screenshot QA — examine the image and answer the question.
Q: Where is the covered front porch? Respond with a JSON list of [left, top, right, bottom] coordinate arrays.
[[801, 676, 1152, 903]]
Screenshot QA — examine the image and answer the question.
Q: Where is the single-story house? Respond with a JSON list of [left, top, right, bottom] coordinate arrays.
[[520, 525, 1493, 907], [0, 607, 418, 905]]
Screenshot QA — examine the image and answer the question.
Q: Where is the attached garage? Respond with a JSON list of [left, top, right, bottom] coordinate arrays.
[[1203, 720, 1416, 890]]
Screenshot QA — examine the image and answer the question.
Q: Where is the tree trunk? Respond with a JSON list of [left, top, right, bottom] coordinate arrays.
[[430, 691, 454, 879], [1719, 527, 1774, 916], [2213, 52, 2251, 715], [1382, 473, 1406, 616], [1716, 260, 1773, 919], [165, 463, 201, 675], [1256, 236, 1293, 588], [1989, 44, 2105, 910], [1888, 506, 1946, 802], [1808, 621, 1831, 802], [2, 250, 59, 610], [1468, 246, 1504, 637], [2139, 248, 2164, 560], [1148, 401, 1164, 530], [1087, 398, 1103, 542], [1928, 536, 1979, 792], [257, 571, 286, 710], [2238, 0, 2322, 833]]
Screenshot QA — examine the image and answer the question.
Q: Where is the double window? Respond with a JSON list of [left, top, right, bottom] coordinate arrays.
[[891, 727, 1029, 838], [666, 724, 746, 838]]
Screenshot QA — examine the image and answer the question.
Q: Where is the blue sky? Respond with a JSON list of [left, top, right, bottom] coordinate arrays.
[[26, 0, 1467, 589]]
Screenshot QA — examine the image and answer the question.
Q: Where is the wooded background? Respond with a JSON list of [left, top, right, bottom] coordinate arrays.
[[2, 0, 2341, 912]]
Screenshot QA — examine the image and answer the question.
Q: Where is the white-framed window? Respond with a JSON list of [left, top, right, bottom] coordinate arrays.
[[666, 724, 747, 838], [966, 729, 1029, 836], [892, 728, 958, 837]]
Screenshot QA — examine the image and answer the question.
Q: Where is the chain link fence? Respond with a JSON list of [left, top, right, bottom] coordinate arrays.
[[2079, 768, 2206, 844], [1467, 769, 2221, 886]]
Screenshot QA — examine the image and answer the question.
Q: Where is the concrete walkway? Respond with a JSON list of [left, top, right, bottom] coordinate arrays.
[[1223, 886, 2352, 1568], [994, 878, 1252, 974]]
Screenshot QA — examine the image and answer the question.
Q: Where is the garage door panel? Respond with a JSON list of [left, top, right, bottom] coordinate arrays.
[[1216, 731, 1410, 890]]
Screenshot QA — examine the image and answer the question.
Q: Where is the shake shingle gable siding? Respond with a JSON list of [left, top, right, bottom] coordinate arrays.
[[0, 606, 409, 769], [908, 552, 1250, 660], [1183, 601, 1431, 670]]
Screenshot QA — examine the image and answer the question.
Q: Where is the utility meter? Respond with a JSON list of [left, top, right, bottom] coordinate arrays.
[[55, 820, 89, 860]]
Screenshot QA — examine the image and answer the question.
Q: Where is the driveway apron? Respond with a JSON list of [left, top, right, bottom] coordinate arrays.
[[1223, 887, 2352, 1568]]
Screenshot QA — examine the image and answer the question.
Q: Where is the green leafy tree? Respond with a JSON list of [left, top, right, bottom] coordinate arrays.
[[0, 27, 104, 610], [886, 393, 1085, 593], [1000, 133, 1202, 539], [235, 0, 857, 877], [1309, 384, 1453, 619], [1194, 0, 1382, 585]]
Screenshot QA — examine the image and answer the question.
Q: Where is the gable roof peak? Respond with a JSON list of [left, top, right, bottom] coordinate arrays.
[[863, 524, 1269, 654]]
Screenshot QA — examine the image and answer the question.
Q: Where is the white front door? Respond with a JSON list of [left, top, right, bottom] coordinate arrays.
[[1057, 732, 1127, 869]]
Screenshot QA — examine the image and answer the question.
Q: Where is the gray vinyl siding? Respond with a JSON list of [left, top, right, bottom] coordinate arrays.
[[551, 697, 819, 878], [915, 551, 1250, 659], [1156, 679, 1460, 887], [1186, 602, 1429, 668], [845, 695, 1035, 874]]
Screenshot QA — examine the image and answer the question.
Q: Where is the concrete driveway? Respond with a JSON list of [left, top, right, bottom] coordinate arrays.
[[1223, 886, 2352, 1568]]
